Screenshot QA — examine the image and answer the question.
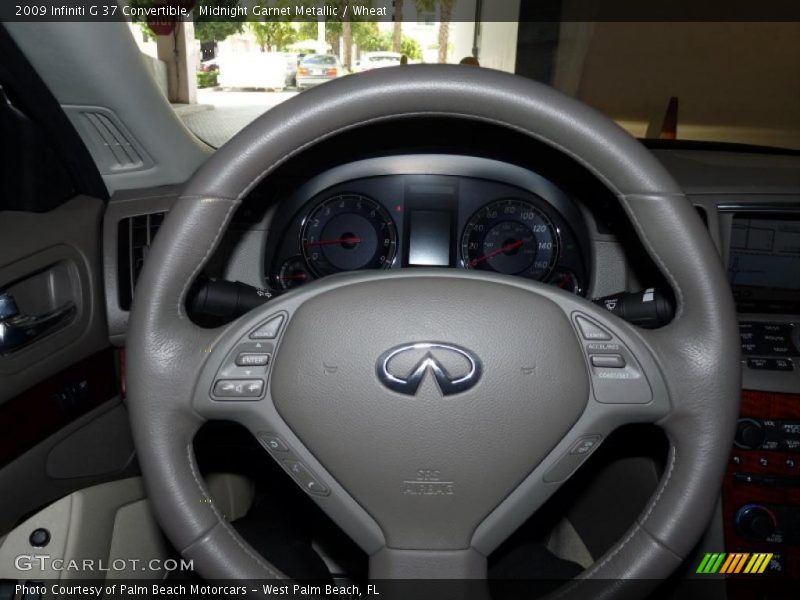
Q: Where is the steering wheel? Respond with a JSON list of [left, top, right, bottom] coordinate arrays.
[[127, 66, 740, 598]]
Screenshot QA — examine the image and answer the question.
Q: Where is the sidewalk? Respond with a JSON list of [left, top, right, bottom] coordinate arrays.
[[172, 89, 299, 147]]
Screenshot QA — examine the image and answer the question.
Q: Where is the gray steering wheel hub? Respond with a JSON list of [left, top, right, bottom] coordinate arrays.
[[272, 276, 588, 550]]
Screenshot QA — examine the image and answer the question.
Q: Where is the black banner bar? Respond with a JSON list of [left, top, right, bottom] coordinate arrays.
[[3, 0, 800, 24]]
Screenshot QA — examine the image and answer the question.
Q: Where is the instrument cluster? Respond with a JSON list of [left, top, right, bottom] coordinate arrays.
[[267, 168, 590, 296]]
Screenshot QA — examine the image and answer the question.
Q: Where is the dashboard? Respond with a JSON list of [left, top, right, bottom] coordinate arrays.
[[264, 156, 590, 297], [100, 141, 800, 581]]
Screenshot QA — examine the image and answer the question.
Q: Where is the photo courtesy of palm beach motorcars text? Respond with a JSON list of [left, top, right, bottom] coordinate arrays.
[[15, 583, 377, 599]]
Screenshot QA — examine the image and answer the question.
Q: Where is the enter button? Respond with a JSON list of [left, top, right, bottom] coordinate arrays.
[[591, 354, 626, 368]]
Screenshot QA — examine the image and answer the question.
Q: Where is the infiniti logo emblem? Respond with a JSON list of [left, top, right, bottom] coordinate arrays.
[[375, 342, 482, 396]]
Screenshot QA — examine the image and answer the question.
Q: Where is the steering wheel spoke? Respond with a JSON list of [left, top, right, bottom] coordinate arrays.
[[191, 270, 674, 572]]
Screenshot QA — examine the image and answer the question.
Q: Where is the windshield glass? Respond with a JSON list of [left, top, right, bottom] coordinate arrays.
[[127, 3, 800, 150]]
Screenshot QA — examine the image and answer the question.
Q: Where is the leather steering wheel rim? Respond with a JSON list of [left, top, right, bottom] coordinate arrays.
[[126, 65, 740, 599]]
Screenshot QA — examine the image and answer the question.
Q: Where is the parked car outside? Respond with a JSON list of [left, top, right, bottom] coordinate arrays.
[[283, 52, 308, 88], [296, 54, 344, 89], [353, 51, 404, 72]]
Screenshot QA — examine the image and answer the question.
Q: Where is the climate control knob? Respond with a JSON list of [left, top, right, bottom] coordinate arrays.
[[735, 504, 777, 541], [735, 418, 765, 450]]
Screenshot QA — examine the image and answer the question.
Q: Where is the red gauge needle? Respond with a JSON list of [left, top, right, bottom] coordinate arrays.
[[304, 236, 362, 247], [280, 274, 308, 281], [469, 240, 523, 266], [556, 275, 572, 289]]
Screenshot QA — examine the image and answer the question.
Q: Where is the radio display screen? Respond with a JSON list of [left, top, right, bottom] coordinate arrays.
[[728, 213, 800, 313]]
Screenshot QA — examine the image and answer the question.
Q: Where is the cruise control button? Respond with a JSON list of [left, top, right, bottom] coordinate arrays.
[[213, 379, 264, 399], [236, 353, 271, 367], [250, 315, 284, 340], [591, 354, 626, 368], [282, 460, 330, 496], [575, 316, 611, 341]]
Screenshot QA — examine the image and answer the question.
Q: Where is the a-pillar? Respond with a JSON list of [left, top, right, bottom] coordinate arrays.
[[155, 20, 197, 104]]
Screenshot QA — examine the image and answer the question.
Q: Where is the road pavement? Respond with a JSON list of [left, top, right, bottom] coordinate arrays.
[[179, 88, 299, 147]]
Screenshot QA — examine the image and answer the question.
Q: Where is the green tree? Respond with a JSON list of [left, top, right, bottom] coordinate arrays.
[[248, 1, 297, 52], [353, 22, 387, 52], [399, 34, 422, 60], [298, 20, 341, 55], [192, 0, 245, 43], [129, 1, 244, 43], [248, 21, 298, 51]]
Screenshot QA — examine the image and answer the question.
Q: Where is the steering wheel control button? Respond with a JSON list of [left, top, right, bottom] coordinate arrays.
[[575, 315, 612, 341], [258, 433, 289, 453], [572, 312, 653, 404], [544, 435, 604, 482], [235, 353, 271, 367], [250, 314, 285, 340], [569, 435, 603, 455], [213, 379, 264, 399], [590, 354, 626, 368], [282, 460, 330, 496]]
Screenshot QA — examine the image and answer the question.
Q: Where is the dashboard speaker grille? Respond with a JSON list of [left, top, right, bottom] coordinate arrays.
[[117, 212, 167, 310]]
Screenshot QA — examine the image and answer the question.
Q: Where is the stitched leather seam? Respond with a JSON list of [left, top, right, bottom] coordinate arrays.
[[176, 198, 239, 320], [571, 445, 678, 585], [185, 443, 285, 579], [618, 195, 686, 321], [174, 109, 689, 585], [638, 445, 677, 527], [224, 111, 678, 203]]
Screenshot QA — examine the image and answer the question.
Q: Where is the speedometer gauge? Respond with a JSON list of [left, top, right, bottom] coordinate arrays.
[[301, 194, 398, 277], [461, 199, 559, 280]]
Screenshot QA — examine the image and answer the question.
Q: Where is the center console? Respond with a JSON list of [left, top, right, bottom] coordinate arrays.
[[715, 204, 800, 578]]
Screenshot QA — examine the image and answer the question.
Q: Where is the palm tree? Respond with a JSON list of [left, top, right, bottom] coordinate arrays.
[[412, 0, 454, 64], [393, 1, 404, 53], [437, 0, 456, 64], [343, 19, 352, 68]]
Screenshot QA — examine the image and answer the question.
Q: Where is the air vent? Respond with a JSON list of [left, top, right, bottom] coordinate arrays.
[[63, 105, 153, 174], [117, 212, 166, 310]]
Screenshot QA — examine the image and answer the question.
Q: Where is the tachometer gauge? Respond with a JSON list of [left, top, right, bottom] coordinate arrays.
[[301, 194, 398, 277], [461, 199, 559, 280], [548, 269, 583, 295], [276, 256, 312, 290]]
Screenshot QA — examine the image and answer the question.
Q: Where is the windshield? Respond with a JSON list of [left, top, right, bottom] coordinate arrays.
[[128, 5, 800, 150]]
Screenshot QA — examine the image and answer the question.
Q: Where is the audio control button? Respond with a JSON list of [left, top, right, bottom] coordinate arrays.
[[735, 504, 778, 541], [735, 418, 766, 450]]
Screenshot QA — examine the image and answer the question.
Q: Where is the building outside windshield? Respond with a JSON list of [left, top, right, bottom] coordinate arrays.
[[118, 1, 800, 150]]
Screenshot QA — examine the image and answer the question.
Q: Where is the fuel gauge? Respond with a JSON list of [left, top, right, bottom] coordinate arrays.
[[549, 269, 583, 295], [276, 256, 313, 290]]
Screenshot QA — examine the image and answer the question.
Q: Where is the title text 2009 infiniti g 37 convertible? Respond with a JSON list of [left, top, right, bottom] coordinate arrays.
[[1, 6, 799, 600]]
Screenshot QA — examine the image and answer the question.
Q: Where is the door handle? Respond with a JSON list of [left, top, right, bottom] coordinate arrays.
[[0, 292, 77, 355]]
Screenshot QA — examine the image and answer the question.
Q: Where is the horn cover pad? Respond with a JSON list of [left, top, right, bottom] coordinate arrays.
[[271, 275, 589, 549]]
